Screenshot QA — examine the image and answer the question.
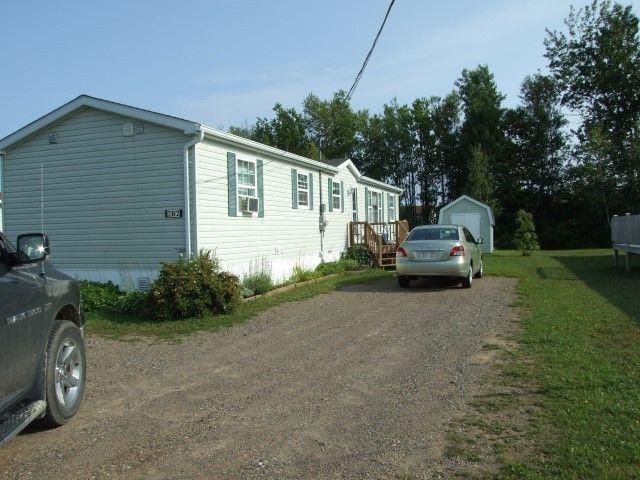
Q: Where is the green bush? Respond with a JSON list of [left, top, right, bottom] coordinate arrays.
[[79, 280, 122, 312], [242, 259, 274, 296], [111, 290, 150, 315], [314, 261, 346, 276], [147, 251, 242, 321], [339, 258, 360, 271], [290, 264, 317, 283], [512, 209, 540, 256], [340, 246, 374, 269], [314, 258, 362, 277]]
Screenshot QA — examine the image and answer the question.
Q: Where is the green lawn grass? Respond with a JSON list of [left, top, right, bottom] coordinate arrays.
[[86, 268, 392, 341], [486, 249, 640, 479]]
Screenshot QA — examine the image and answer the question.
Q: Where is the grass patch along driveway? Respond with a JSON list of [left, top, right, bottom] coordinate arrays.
[[463, 249, 640, 479], [87, 268, 391, 340]]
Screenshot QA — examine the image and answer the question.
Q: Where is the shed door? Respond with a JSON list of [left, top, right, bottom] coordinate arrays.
[[451, 213, 481, 241]]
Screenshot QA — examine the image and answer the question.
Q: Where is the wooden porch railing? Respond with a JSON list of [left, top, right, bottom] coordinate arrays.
[[349, 220, 410, 267]]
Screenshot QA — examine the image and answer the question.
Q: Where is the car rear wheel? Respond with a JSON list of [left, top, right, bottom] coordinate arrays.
[[461, 265, 473, 288], [40, 320, 86, 427], [474, 259, 483, 278], [397, 275, 411, 288]]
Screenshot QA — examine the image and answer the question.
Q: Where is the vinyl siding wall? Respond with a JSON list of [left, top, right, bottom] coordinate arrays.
[[439, 198, 493, 253], [195, 141, 400, 281], [2, 107, 190, 286], [195, 138, 324, 280], [321, 167, 400, 260]]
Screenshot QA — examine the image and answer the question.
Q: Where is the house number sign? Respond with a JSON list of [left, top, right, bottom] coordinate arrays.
[[165, 208, 183, 219]]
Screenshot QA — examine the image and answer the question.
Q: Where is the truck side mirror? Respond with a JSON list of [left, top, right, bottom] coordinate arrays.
[[16, 233, 50, 263]]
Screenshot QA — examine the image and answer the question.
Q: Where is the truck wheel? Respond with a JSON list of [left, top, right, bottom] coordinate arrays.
[[40, 320, 86, 427], [397, 275, 411, 288], [461, 265, 473, 289]]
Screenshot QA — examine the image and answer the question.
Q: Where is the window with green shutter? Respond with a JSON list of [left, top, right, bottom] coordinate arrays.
[[228, 152, 263, 217], [331, 180, 341, 211]]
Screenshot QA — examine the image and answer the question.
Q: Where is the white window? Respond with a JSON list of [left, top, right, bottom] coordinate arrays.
[[369, 191, 382, 222], [332, 181, 341, 211], [387, 193, 395, 221], [352, 188, 358, 222], [297, 172, 309, 207], [237, 158, 257, 212]]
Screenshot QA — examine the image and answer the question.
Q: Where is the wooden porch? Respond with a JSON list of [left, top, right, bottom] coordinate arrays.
[[348, 220, 410, 269]]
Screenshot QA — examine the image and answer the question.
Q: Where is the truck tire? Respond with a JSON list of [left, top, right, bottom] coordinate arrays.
[[40, 320, 86, 427]]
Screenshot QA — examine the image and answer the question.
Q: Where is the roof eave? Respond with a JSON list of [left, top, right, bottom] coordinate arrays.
[[200, 126, 338, 173], [0, 95, 201, 151]]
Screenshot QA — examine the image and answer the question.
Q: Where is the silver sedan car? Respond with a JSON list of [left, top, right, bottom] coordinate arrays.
[[395, 225, 484, 288]]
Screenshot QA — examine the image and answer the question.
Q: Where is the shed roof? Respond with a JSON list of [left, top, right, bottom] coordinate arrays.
[[439, 195, 495, 225]]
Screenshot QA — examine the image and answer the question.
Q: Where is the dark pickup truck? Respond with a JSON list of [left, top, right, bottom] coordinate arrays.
[[0, 231, 86, 446]]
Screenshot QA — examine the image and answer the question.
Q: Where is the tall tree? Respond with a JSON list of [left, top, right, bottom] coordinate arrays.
[[411, 93, 461, 222], [303, 90, 365, 160], [503, 74, 568, 210], [465, 145, 494, 205], [229, 103, 317, 158], [545, 0, 640, 214], [455, 65, 506, 199]]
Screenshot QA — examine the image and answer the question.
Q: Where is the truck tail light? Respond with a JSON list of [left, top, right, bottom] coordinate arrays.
[[450, 245, 465, 257], [396, 246, 408, 257]]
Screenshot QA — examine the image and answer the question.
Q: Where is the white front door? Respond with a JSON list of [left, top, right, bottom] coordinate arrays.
[[451, 213, 481, 241]]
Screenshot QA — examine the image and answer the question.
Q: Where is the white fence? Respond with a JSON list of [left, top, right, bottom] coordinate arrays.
[[611, 213, 640, 272], [611, 213, 640, 245]]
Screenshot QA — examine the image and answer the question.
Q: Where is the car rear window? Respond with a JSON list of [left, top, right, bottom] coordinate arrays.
[[406, 227, 459, 241]]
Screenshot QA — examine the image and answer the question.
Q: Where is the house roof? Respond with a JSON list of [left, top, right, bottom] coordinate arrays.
[[438, 195, 496, 225], [0, 95, 403, 192], [0, 95, 338, 174], [321, 158, 402, 194], [322, 158, 349, 167]]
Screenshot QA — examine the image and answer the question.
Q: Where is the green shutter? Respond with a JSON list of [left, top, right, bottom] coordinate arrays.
[[381, 192, 385, 222], [328, 177, 333, 212], [364, 187, 369, 221], [227, 152, 237, 217], [340, 181, 344, 213], [257, 159, 265, 218], [309, 172, 314, 210], [291, 168, 298, 209]]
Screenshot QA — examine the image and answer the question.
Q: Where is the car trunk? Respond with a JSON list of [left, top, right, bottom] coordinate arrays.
[[402, 240, 458, 262]]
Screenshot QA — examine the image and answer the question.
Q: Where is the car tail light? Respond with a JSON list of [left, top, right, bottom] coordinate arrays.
[[396, 246, 408, 257], [450, 245, 465, 257]]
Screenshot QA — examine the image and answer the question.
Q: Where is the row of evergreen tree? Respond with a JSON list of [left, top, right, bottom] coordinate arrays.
[[230, 1, 640, 248]]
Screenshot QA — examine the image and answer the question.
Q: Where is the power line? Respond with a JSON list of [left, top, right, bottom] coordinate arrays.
[[346, 0, 397, 101]]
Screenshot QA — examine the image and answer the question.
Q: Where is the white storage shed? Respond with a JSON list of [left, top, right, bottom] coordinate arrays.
[[438, 195, 494, 253]]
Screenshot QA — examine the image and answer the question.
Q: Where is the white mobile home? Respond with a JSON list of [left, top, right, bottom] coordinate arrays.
[[0, 96, 402, 288]]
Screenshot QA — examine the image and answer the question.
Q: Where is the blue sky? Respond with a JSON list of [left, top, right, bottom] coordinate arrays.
[[1, 0, 638, 137]]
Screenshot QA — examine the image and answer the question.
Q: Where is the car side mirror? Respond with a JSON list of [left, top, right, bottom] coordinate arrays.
[[477, 237, 484, 245], [17, 233, 50, 263]]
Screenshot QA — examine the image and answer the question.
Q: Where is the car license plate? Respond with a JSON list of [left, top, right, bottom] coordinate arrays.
[[417, 251, 438, 261]]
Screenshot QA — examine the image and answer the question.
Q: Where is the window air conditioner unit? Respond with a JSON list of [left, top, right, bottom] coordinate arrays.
[[240, 196, 259, 213]]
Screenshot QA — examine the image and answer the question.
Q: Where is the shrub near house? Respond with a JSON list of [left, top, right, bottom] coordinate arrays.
[[148, 251, 242, 321]]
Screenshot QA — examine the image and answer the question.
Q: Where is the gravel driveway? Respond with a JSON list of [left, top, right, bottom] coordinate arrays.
[[0, 276, 517, 480]]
